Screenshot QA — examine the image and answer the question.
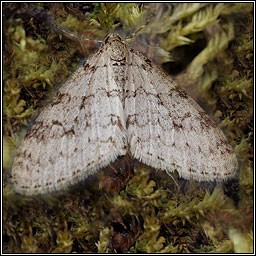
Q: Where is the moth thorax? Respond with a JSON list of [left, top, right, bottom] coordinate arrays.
[[109, 41, 127, 62]]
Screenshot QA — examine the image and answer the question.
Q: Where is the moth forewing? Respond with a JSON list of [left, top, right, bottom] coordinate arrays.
[[11, 33, 238, 195]]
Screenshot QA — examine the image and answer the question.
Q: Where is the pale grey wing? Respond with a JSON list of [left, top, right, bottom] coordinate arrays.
[[11, 50, 127, 195], [125, 50, 238, 182]]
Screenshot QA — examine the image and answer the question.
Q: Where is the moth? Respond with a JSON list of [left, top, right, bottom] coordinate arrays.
[[11, 33, 238, 195]]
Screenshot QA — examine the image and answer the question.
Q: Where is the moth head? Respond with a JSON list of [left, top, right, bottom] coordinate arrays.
[[104, 33, 123, 43]]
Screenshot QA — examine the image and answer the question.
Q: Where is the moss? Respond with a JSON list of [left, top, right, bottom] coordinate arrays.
[[3, 3, 253, 253]]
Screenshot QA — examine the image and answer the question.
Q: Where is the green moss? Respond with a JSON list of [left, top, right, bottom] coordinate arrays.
[[3, 3, 253, 253], [89, 3, 144, 30]]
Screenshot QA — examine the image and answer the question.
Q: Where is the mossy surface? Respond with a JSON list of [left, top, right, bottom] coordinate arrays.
[[3, 3, 253, 253]]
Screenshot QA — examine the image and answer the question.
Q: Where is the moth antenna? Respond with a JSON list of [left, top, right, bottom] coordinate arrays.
[[125, 5, 156, 41], [15, 4, 100, 55]]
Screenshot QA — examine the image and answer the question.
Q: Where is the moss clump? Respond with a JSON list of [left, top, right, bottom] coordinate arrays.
[[3, 3, 253, 253]]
